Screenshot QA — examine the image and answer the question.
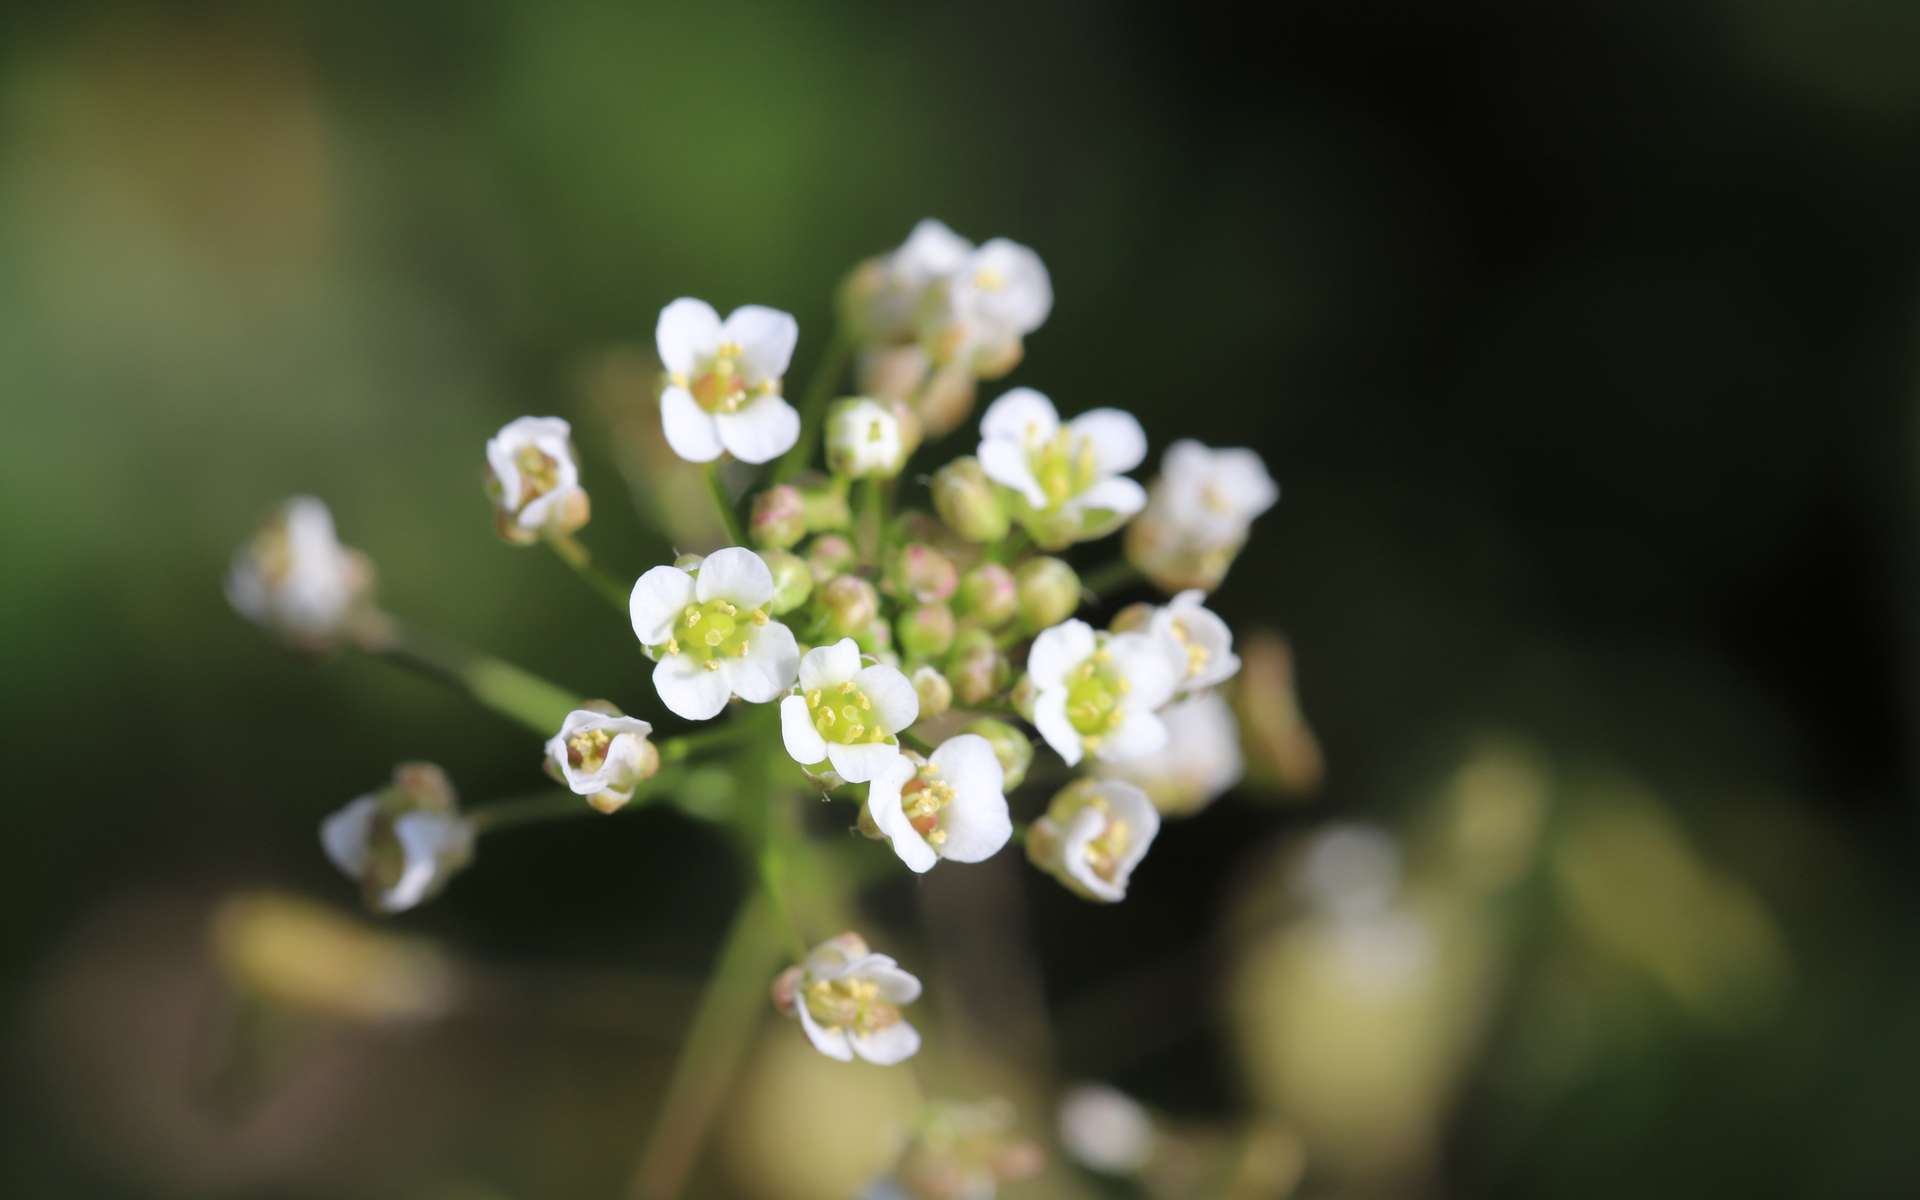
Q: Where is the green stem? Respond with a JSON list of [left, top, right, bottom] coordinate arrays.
[[1080, 558, 1144, 597], [771, 325, 853, 483], [548, 534, 632, 612], [658, 722, 757, 764], [702, 463, 747, 546], [858, 477, 889, 566], [900, 728, 936, 754], [987, 529, 1030, 564], [361, 621, 582, 735], [471, 768, 690, 835]]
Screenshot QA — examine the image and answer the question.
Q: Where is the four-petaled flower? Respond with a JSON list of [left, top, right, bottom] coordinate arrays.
[[1027, 779, 1161, 903], [1148, 590, 1241, 693], [931, 236, 1053, 371], [773, 932, 923, 1065], [485, 417, 591, 543], [630, 547, 801, 720], [1027, 619, 1177, 767], [227, 495, 374, 648], [1125, 440, 1278, 593], [865, 735, 1012, 872], [656, 298, 801, 464], [321, 763, 475, 914], [545, 709, 657, 813], [976, 388, 1147, 548], [780, 637, 918, 782]]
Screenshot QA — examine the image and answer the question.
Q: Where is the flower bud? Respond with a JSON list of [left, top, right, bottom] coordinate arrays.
[[854, 616, 895, 659], [890, 542, 959, 604], [1016, 557, 1081, 631], [762, 549, 814, 615], [1107, 602, 1154, 634], [797, 474, 853, 531], [890, 397, 926, 463], [816, 574, 880, 637], [672, 551, 706, 572], [227, 496, 376, 650], [826, 397, 907, 479], [945, 629, 1009, 706], [770, 964, 803, 1015], [915, 360, 981, 437], [1010, 673, 1037, 721], [805, 533, 857, 579], [748, 484, 808, 549], [963, 718, 1033, 790], [932, 456, 1011, 543], [949, 562, 1015, 629], [898, 603, 957, 660], [913, 665, 954, 720], [856, 342, 932, 401], [485, 416, 590, 544], [321, 763, 474, 915]]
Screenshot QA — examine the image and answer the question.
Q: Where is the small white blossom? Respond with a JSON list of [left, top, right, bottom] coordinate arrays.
[[227, 496, 373, 646], [544, 709, 656, 813], [1125, 440, 1277, 592], [320, 764, 474, 914], [825, 397, 906, 478], [485, 416, 590, 543], [773, 932, 922, 1065], [976, 388, 1147, 548], [1057, 1084, 1156, 1175], [865, 735, 1012, 873], [931, 237, 1052, 367], [1028, 779, 1160, 903], [1148, 590, 1241, 693], [1098, 691, 1244, 817], [655, 298, 800, 464], [779, 637, 917, 782], [1027, 619, 1177, 767], [630, 547, 800, 720], [851, 218, 975, 344]]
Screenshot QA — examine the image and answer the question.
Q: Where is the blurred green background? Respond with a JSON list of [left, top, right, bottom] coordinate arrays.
[[3, 2, 1918, 1197]]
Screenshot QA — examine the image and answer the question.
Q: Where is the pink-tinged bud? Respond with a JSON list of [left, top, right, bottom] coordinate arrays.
[[805, 533, 857, 578], [749, 485, 808, 549], [932, 456, 1011, 543], [762, 550, 814, 615], [946, 629, 1010, 706], [1016, 557, 1081, 632], [955, 562, 1018, 628], [963, 718, 1033, 790], [891, 542, 959, 604], [817, 574, 880, 637], [770, 965, 803, 1015], [913, 665, 954, 719], [898, 603, 957, 660]]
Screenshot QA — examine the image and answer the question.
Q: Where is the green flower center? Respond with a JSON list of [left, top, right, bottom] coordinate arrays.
[[676, 341, 774, 415], [806, 680, 892, 745], [804, 975, 900, 1035], [513, 444, 560, 508], [659, 599, 768, 671], [1029, 428, 1100, 506], [1064, 651, 1130, 751]]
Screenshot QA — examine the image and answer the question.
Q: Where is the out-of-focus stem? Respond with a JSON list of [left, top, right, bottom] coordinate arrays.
[[702, 463, 747, 546], [858, 477, 889, 566], [548, 533, 633, 612], [471, 768, 689, 835], [1080, 558, 1144, 598], [360, 621, 581, 735], [657, 722, 756, 764], [772, 325, 853, 484]]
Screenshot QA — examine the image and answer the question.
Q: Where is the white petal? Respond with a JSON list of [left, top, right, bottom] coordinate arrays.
[[653, 655, 732, 720], [932, 734, 1004, 799], [660, 386, 724, 463], [1028, 620, 1096, 690], [721, 305, 799, 383], [630, 565, 696, 645], [1213, 447, 1280, 518], [853, 664, 919, 734], [826, 741, 902, 785], [725, 620, 799, 702], [715, 395, 801, 464], [795, 996, 855, 1062], [1033, 686, 1082, 767], [1103, 781, 1161, 881], [857, 958, 923, 1005], [893, 219, 972, 282], [1068, 476, 1148, 523], [980, 387, 1058, 447], [849, 1020, 921, 1066], [1060, 808, 1125, 902], [694, 547, 776, 608], [932, 737, 1010, 864], [800, 638, 862, 691], [781, 695, 828, 765], [1095, 708, 1167, 763], [1068, 409, 1148, 477], [320, 796, 378, 879], [867, 756, 938, 873], [978, 437, 1047, 508], [381, 813, 469, 913], [1107, 632, 1179, 712], [970, 238, 1052, 334], [655, 298, 721, 375]]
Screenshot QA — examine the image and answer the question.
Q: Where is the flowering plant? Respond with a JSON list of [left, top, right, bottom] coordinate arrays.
[[231, 218, 1283, 1197]]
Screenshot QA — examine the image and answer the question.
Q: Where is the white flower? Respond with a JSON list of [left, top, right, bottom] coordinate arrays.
[[1026, 619, 1177, 767], [1057, 1084, 1156, 1175], [935, 238, 1052, 364], [545, 709, 656, 813], [227, 496, 373, 646], [485, 416, 590, 543], [1125, 440, 1277, 592], [655, 298, 801, 464], [1098, 691, 1244, 817], [853, 219, 975, 343], [865, 735, 1012, 872], [779, 638, 917, 782], [1028, 779, 1160, 903], [976, 388, 1147, 548], [630, 547, 800, 720], [825, 397, 906, 478], [320, 764, 474, 914], [775, 932, 922, 1065], [1148, 590, 1241, 692]]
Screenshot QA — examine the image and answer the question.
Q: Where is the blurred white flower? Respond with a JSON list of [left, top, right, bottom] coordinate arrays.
[[1098, 691, 1244, 817], [779, 638, 917, 782], [1126, 440, 1277, 593], [773, 932, 923, 1065], [1294, 824, 1402, 920], [1057, 1083, 1156, 1175], [865, 735, 1011, 873], [655, 298, 800, 464], [933, 237, 1052, 365], [1028, 779, 1161, 903], [976, 388, 1147, 548], [630, 547, 800, 720], [1148, 590, 1241, 693], [544, 708, 657, 813], [1027, 619, 1177, 767], [826, 397, 907, 478], [850, 218, 975, 344], [227, 495, 373, 647], [485, 416, 591, 543], [320, 763, 474, 914]]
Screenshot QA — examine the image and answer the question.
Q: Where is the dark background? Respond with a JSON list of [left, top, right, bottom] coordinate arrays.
[[2, 2, 1916, 1196]]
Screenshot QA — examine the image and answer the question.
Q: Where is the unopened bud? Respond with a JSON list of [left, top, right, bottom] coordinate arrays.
[[856, 343, 932, 402], [797, 475, 853, 532], [673, 551, 706, 572], [826, 397, 906, 479], [946, 629, 1010, 706], [771, 965, 803, 1015], [762, 550, 814, 615], [891, 542, 959, 604], [817, 574, 880, 637], [748, 484, 808, 549], [1107, 602, 1154, 634], [913, 665, 953, 719], [1010, 673, 1038, 721], [898, 603, 957, 660], [854, 616, 895, 659], [890, 398, 926, 463], [1016, 557, 1081, 631], [915, 360, 981, 438], [963, 718, 1033, 790], [955, 562, 1018, 628], [805, 533, 857, 578], [932, 456, 1011, 543]]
